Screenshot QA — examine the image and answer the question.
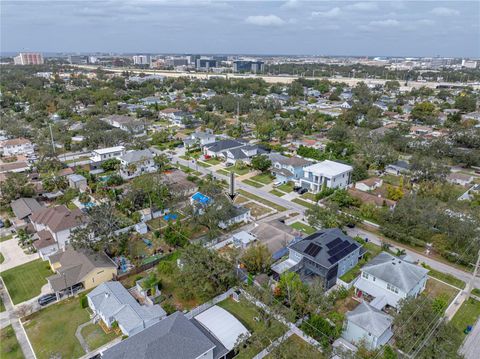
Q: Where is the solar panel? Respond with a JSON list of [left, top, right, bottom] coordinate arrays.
[[328, 243, 359, 264], [327, 241, 349, 256], [304, 243, 321, 257], [326, 238, 343, 249]]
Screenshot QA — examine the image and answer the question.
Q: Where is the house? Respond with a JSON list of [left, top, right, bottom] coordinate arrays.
[[354, 252, 429, 310], [446, 172, 474, 186], [458, 184, 480, 201], [30, 205, 85, 259], [203, 139, 245, 158], [300, 160, 353, 192], [342, 302, 393, 349], [385, 160, 410, 176], [101, 309, 248, 359], [249, 220, 302, 260], [102, 115, 146, 135], [231, 231, 256, 248], [218, 206, 251, 229], [224, 145, 266, 165], [272, 228, 363, 289], [118, 149, 157, 179], [47, 247, 117, 299], [0, 160, 30, 174], [10, 197, 43, 227], [355, 177, 383, 192], [90, 146, 126, 164], [347, 189, 396, 210], [162, 169, 198, 196], [183, 132, 216, 149], [269, 153, 312, 184], [87, 281, 166, 337], [68, 174, 88, 192], [0, 138, 34, 157]]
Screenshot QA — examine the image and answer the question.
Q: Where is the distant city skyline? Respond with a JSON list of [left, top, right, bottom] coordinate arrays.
[[1, 1, 479, 58]]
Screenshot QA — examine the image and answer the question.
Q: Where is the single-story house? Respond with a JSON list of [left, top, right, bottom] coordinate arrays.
[[87, 281, 166, 337], [231, 231, 256, 248], [446, 172, 474, 186], [354, 252, 429, 310], [203, 139, 245, 158], [347, 189, 396, 210], [68, 174, 88, 192], [249, 220, 302, 260], [218, 206, 251, 229], [385, 161, 410, 176], [342, 302, 393, 349], [355, 177, 383, 192], [47, 247, 117, 298], [224, 145, 267, 165]]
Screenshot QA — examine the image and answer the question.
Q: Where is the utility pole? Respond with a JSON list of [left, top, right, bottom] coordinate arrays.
[[467, 247, 480, 298], [49, 123, 55, 154]]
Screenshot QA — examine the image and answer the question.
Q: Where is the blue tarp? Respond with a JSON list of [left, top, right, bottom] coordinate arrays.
[[191, 192, 210, 204], [164, 213, 178, 221]]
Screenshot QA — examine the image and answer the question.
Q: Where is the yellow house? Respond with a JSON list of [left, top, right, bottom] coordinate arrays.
[[47, 247, 117, 296]]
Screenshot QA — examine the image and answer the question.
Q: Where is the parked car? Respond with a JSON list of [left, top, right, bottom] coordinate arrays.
[[273, 181, 284, 188], [37, 293, 57, 306], [297, 188, 308, 195]]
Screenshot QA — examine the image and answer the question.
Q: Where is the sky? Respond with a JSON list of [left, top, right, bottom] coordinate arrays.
[[1, 0, 479, 57]]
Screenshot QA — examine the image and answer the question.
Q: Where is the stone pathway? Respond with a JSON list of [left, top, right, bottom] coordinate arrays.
[[75, 321, 92, 353]]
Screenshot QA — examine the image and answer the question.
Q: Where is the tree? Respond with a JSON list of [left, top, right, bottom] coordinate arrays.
[[100, 158, 120, 172], [251, 154, 272, 173], [153, 154, 170, 173], [0, 172, 34, 206], [241, 244, 272, 274], [163, 220, 188, 247], [384, 80, 400, 92], [306, 203, 352, 229], [454, 93, 476, 113], [386, 185, 404, 201], [411, 102, 437, 124]]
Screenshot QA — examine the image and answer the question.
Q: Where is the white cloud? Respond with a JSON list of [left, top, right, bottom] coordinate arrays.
[[245, 15, 286, 27], [369, 19, 400, 27], [282, 0, 299, 9], [431, 7, 460, 16], [348, 2, 378, 11], [311, 7, 341, 18]]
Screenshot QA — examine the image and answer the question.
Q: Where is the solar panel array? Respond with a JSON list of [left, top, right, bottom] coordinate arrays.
[[304, 243, 322, 257], [326, 237, 342, 249], [327, 241, 349, 256], [328, 242, 358, 264]]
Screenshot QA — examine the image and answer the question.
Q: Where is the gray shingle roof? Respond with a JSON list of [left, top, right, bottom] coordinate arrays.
[[346, 302, 393, 337], [204, 139, 245, 153], [101, 312, 216, 359], [119, 149, 153, 164], [362, 252, 429, 293], [11, 197, 43, 220], [289, 228, 360, 268]]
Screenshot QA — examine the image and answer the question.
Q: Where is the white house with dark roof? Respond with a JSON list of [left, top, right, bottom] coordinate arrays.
[[354, 252, 429, 310], [88, 281, 166, 337], [0, 138, 34, 156], [202, 139, 245, 158], [118, 149, 157, 179], [300, 160, 353, 192], [342, 302, 393, 349]]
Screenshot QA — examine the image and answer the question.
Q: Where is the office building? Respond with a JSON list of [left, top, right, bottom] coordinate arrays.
[[196, 58, 218, 70], [14, 52, 44, 65], [233, 60, 265, 73], [132, 55, 150, 66], [68, 55, 89, 65]]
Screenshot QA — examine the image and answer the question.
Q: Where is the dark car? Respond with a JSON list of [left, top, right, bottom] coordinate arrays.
[[297, 188, 308, 195], [37, 293, 57, 306], [346, 222, 356, 228]]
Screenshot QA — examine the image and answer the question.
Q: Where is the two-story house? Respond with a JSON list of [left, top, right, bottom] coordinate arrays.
[[354, 252, 429, 310], [118, 149, 157, 179], [269, 153, 312, 184], [224, 145, 266, 165], [101, 115, 146, 135], [0, 138, 35, 157], [90, 146, 126, 165], [272, 228, 364, 289], [183, 132, 216, 150], [30, 205, 85, 259], [203, 139, 245, 158], [300, 160, 353, 193]]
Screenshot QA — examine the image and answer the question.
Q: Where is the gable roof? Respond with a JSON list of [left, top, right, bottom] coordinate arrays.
[[11, 197, 43, 219], [289, 228, 361, 268], [47, 247, 116, 291], [88, 282, 166, 335], [346, 302, 393, 337], [30, 205, 85, 232], [204, 139, 245, 153], [362, 252, 429, 293], [119, 149, 153, 164], [101, 312, 217, 359]]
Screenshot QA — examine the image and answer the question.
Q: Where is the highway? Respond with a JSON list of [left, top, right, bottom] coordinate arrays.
[[73, 64, 480, 90]]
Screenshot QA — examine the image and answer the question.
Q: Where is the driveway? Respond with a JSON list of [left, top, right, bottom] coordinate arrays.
[[0, 238, 38, 272]]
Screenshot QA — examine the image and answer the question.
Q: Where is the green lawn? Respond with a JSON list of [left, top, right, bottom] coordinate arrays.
[[238, 189, 287, 212], [290, 222, 316, 235], [472, 288, 480, 297], [176, 163, 202, 176], [1, 259, 53, 304], [300, 192, 316, 201], [451, 298, 480, 335], [227, 167, 250, 175], [421, 264, 466, 289], [0, 325, 24, 359], [80, 323, 118, 351], [0, 234, 13, 242], [0, 252, 4, 264], [205, 158, 222, 165], [242, 179, 264, 188], [196, 161, 211, 168], [269, 189, 285, 197], [292, 198, 316, 209], [266, 334, 323, 359], [339, 262, 363, 283], [218, 298, 287, 359], [24, 297, 91, 359], [250, 173, 274, 185], [0, 295, 5, 312], [277, 183, 294, 193]]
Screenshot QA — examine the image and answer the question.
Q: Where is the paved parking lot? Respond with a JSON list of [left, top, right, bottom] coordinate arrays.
[[0, 238, 38, 272]]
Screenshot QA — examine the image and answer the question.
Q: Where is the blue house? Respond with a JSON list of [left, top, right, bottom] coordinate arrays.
[[269, 153, 312, 184]]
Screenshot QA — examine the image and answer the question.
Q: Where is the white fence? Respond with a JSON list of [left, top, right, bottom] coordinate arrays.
[[185, 288, 235, 319]]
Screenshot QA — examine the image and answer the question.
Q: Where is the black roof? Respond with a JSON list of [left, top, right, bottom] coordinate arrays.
[[289, 228, 361, 268]]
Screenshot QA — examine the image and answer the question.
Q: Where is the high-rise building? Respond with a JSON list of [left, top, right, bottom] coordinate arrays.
[[165, 57, 188, 67], [233, 60, 264, 73], [462, 59, 478, 69], [132, 55, 150, 66], [195, 58, 218, 70], [68, 55, 89, 65], [14, 52, 44, 65]]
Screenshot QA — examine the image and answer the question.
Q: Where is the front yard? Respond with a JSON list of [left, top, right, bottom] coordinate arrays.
[[290, 222, 316, 235], [451, 298, 480, 335], [243, 179, 264, 188], [244, 202, 274, 219], [218, 298, 287, 359], [1, 259, 53, 304], [238, 189, 287, 212], [24, 297, 91, 359], [421, 263, 466, 289], [1, 325, 23, 359], [250, 173, 274, 185], [292, 198, 316, 209]]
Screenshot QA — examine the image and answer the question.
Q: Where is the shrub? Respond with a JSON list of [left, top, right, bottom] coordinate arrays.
[[80, 296, 88, 308], [162, 302, 177, 315]]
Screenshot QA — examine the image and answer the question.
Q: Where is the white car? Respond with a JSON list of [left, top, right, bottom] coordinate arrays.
[[273, 181, 284, 187]]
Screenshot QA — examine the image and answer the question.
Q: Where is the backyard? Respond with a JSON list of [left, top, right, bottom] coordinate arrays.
[[218, 297, 287, 359], [0, 325, 23, 359], [1, 259, 53, 304], [80, 323, 119, 351], [290, 222, 316, 235], [23, 297, 91, 359]]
